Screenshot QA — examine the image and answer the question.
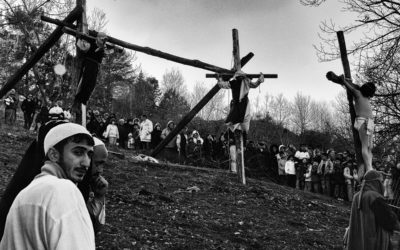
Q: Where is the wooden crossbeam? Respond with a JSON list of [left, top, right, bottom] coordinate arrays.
[[205, 73, 278, 79], [0, 7, 82, 99], [62, 27, 233, 74], [41, 15, 124, 53]]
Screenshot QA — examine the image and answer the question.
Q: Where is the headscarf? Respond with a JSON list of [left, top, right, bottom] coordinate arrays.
[[357, 169, 384, 210]]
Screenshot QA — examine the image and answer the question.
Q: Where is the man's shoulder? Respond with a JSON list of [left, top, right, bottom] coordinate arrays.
[[16, 176, 85, 216]]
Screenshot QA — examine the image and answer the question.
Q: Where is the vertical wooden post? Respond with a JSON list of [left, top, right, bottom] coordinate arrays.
[[76, 0, 86, 126], [337, 31, 364, 176], [232, 28, 246, 185]]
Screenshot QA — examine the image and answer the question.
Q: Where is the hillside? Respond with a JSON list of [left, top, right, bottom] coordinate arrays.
[[0, 126, 349, 250]]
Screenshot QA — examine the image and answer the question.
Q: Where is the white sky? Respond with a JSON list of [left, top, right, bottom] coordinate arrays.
[[87, 0, 359, 103]]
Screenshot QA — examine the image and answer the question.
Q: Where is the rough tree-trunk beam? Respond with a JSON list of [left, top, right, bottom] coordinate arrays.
[[62, 27, 233, 74], [0, 7, 82, 99], [151, 52, 255, 157], [232, 28, 246, 185], [337, 31, 363, 173], [205, 73, 278, 79], [41, 15, 124, 52]]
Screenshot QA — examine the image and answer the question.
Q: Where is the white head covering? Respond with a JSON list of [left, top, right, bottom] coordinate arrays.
[[44, 123, 92, 155], [93, 137, 105, 147]]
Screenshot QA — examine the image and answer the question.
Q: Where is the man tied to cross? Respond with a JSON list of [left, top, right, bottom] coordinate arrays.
[[216, 71, 264, 168], [326, 71, 376, 173]]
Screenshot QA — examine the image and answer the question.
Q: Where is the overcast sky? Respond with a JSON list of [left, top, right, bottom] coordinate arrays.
[[86, 0, 358, 104]]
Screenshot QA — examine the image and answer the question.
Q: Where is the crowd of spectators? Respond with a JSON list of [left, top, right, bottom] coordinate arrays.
[[271, 144, 400, 204], [4, 91, 400, 205]]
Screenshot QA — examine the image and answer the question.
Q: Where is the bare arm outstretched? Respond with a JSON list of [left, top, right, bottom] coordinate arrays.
[[326, 71, 361, 98]]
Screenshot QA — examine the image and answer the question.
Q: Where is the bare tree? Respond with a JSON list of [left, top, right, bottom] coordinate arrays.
[[309, 100, 333, 132], [291, 92, 312, 135], [269, 93, 291, 127], [161, 67, 188, 98], [190, 81, 226, 121], [87, 7, 108, 32]]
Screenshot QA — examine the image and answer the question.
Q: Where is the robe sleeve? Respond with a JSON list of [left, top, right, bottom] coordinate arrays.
[[371, 197, 400, 232]]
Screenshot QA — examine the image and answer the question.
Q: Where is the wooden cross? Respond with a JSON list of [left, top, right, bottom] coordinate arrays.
[[222, 29, 277, 184], [336, 31, 364, 177]]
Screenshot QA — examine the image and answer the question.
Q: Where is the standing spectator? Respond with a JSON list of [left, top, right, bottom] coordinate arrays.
[[268, 144, 279, 182], [161, 121, 178, 162], [29, 98, 41, 131], [311, 160, 321, 193], [203, 134, 215, 160], [87, 110, 102, 138], [35, 100, 49, 130], [117, 119, 129, 149], [278, 152, 287, 185], [304, 161, 312, 192], [191, 130, 204, 145], [139, 114, 153, 150], [177, 127, 188, 161], [285, 155, 296, 188], [4, 89, 18, 125], [151, 123, 162, 149], [318, 153, 333, 195], [103, 118, 119, 146], [344, 161, 355, 202], [224, 129, 236, 173], [332, 159, 345, 199], [126, 119, 135, 135], [313, 148, 322, 163], [21, 94, 36, 129], [133, 123, 141, 149], [127, 133, 135, 149]]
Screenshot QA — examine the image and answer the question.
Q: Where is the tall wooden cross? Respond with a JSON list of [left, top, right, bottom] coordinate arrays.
[[217, 29, 275, 184]]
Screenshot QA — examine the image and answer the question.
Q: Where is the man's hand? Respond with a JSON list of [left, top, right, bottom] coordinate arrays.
[[257, 72, 264, 84], [92, 175, 108, 197], [326, 71, 344, 85]]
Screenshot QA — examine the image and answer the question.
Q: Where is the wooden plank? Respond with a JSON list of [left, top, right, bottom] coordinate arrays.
[[0, 7, 82, 99], [62, 27, 233, 74], [41, 15, 123, 52], [336, 31, 364, 175], [232, 29, 241, 71], [150, 52, 255, 157], [206, 73, 278, 79]]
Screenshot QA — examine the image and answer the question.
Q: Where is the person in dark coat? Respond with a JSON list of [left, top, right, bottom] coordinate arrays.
[[87, 110, 102, 138], [151, 123, 162, 149], [117, 119, 129, 149], [345, 170, 400, 250], [20, 94, 36, 129]]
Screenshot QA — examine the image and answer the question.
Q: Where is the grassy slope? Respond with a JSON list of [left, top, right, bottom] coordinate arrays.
[[0, 127, 349, 250]]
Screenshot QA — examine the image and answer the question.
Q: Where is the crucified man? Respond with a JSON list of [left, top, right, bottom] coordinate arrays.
[[326, 71, 376, 172], [217, 70, 264, 143]]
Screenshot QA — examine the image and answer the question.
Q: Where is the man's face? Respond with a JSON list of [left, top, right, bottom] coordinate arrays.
[[168, 122, 175, 129], [58, 140, 93, 183], [91, 145, 108, 176]]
